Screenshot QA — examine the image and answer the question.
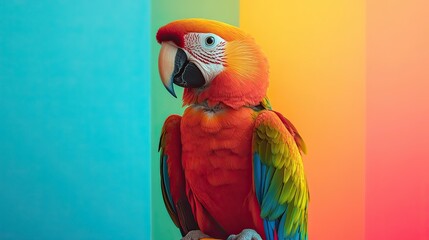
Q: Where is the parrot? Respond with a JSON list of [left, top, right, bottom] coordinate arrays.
[[157, 18, 309, 240]]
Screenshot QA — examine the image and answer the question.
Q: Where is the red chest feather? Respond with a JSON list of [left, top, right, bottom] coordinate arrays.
[[180, 105, 263, 238]]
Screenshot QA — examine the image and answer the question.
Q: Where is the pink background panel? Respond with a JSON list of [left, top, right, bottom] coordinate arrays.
[[366, 0, 429, 239]]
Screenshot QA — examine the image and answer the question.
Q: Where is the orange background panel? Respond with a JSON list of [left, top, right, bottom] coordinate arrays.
[[240, 1, 365, 239]]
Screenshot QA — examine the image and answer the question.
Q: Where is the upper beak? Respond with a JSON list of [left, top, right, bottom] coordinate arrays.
[[158, 42, 206, 98]]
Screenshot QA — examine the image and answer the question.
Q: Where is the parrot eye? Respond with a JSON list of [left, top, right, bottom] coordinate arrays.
[[205, 36, 215, 46]]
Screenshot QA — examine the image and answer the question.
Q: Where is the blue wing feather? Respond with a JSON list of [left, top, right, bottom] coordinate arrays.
[[263, 219, 276, 240], [162, 155, 176, 212], [253, 153, 263, 203]]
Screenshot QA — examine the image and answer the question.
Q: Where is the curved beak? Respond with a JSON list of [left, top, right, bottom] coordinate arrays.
[[158, 42, 179, 97], [158, 42, 206, 98]]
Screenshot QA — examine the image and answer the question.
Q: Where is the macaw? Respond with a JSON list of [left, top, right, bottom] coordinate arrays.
[[157, 19, 309, 240]]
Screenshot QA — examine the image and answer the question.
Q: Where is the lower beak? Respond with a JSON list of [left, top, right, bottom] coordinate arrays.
[[158, 42, 206, 98]]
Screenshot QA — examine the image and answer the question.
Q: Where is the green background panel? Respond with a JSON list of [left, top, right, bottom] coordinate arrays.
[[150, 1, 239, 239]]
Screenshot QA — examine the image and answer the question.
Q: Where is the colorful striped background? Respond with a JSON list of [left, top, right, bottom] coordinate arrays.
[[1, 0, 427, 239], [151, 0, 429, 239]]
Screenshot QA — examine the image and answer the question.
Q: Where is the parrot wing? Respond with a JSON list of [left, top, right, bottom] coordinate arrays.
[[252, 110, 309, 240], [159, 115, 198, 236]]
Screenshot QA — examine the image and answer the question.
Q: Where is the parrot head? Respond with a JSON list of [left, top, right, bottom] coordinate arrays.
[[157, 18, 269, 109]]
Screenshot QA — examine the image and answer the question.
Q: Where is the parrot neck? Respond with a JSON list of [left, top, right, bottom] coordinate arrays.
[[190, 101, 225, 113], [183, 71, 269, 109]]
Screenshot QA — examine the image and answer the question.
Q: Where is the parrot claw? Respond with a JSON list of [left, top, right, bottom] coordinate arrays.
[[226, 229, 262, 240], [181, 230, 211, 240]]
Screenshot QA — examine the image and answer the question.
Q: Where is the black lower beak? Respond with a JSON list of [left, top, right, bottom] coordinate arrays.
[[173, 49, 206, 88]]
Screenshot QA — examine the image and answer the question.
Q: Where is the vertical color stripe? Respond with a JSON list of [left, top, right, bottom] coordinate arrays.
[[150, 1, 240, 239], [240, 1, 366, 239], [0, 0, 151, 238], [366, 0, 429, 239]]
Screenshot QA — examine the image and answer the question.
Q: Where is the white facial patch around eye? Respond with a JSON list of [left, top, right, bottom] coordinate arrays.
[[199, 33, 224, 50], [183, 33, 227, 84]]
